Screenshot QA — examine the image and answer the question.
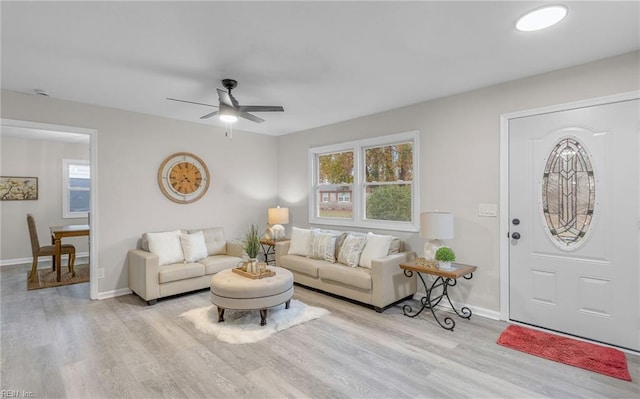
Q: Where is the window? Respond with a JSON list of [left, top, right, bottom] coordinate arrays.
[[542, 137, 595, 249], [309, 131, 419, 231], [338, 192, 351, 202], [63, 159, 90, 218]]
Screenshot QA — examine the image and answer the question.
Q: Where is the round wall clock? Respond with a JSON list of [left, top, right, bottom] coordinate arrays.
[[157, 152, 210, 204]]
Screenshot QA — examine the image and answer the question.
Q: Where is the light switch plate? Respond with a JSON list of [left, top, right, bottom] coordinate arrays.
[[479, 203, 498, 217], [97, 268, 105, 279]]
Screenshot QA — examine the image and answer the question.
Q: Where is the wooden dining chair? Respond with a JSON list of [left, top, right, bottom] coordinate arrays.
[[27, 214, 76, 282]]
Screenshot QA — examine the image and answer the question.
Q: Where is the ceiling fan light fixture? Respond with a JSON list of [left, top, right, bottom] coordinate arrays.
[[219, 106, 238, 123], [219, 113, 238, 123], [516, 5, 568, 32]]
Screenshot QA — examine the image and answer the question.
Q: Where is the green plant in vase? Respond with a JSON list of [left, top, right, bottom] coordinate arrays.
[[435, 246, 456, 269], [242, 224, 261, 260]]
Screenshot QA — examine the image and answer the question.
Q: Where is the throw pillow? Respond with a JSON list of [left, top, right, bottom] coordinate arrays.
[[337, 234, 367, 267], [309, 230, 336, 263], [288, 227, 312, 256], [180, 231, 208, 263], [358, 232, 393, 268], [307, 231, 337, 263], [146, 230, 184, 266]]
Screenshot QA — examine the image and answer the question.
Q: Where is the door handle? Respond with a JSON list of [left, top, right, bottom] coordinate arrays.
[[511, 232, 521, 240]]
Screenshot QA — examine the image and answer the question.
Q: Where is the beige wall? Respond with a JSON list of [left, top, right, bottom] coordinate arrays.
[[0, 92, 279, 294], [0, 137, 90, 260], [276, 51, 640, 313]]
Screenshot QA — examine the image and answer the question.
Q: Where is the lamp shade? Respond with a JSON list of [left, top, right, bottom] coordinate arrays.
[[268, 207, 290, 225], [420, 211, 454, 240]]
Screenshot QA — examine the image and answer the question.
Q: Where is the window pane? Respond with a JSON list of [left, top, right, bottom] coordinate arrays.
[[69, 163, 90, 179], [318, 186, 352, 219], [542, 137, 595, 247], [365, 184, 412, 221], [69, 177, 90, 189], [70, 190, 90, 212], [318, 151, 354, 184], [365, 143, 413, 183]]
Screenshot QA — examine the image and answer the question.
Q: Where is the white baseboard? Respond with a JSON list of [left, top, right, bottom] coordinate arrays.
[[412, 292, 501, 321], [95, 287, 132, 300], [1, 253, 90, 267]]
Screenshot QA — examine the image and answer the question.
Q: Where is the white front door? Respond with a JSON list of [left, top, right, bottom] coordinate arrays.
[[509, 99, 639, 351]]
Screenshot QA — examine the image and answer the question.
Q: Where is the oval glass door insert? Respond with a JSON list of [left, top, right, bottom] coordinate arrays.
[[542, 137, 595, 248]]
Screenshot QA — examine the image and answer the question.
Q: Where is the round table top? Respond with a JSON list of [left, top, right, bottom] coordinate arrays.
[[210, 266, 293, 299]]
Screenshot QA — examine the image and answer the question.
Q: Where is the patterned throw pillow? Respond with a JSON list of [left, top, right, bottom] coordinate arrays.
[[337, 234, 367, 267], [307, 231, 337, 263]]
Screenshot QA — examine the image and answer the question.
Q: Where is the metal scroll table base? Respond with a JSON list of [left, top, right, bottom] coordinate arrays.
[[401, 269, 473, 331]]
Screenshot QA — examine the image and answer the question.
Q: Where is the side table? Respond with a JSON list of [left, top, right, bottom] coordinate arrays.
[[399, 262, 477, 331], [259, 238, 290, 265]]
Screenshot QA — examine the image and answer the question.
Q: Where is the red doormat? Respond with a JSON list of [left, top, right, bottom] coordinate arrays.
[[497, 324, 631, 381]]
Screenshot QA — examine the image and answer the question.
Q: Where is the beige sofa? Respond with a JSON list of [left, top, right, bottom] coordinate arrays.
[[128, 227, 243, 305], [275, 229, 417, 312]]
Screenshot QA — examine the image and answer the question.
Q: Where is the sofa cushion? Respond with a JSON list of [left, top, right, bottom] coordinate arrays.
[[199, 255, 242, 275], [288, 227, 312, 256], [146, 230, 185, 266], [189, 227, 227, 255], [278, 254, 321, 278], [158, 262, 205, 283], [318, 263, 372, 290], [307, 230, 337, 263], [180, 231, 208, 263], [337, 234, 367, 267], [359, 232, 393, 268]]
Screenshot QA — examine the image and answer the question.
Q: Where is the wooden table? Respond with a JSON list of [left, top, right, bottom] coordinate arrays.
[[399, 261, 477, 331], [50, 224, 90, 282], [259, 238, 290, 265]]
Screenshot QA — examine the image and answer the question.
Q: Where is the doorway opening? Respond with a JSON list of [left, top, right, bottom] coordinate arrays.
[[0, 118, 98, 299]]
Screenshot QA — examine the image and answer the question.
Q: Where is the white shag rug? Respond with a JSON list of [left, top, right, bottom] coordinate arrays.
[[179, 299, 329, 344]]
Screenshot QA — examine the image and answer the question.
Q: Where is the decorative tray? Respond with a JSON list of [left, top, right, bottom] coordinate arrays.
[[232, 267, 276, 279]]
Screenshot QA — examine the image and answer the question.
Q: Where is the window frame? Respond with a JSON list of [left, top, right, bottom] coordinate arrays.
[[62, 158, 90, 219], [309, 131, 420, 232]]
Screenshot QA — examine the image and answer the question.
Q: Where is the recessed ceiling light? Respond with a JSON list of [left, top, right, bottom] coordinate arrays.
[[516, 5, 568, 32]]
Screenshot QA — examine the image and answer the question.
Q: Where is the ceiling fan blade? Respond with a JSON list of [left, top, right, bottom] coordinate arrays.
[[237, 105, 284, 113], [217, 88, 234, 107], [166, 97, 217, 107], [200, 110, 219, 119], [239, 112, 265, 123]]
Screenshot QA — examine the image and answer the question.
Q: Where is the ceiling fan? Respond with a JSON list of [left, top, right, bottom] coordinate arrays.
[[167, 79, 284, 123]]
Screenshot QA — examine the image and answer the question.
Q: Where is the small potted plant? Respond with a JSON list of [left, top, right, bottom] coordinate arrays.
[[241, 224, 261, 272], [435, 246, 456, 269]]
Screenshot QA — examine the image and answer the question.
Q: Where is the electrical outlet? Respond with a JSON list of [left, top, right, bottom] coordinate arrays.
[[479, 203, 498, 217], [97, 268, 105, 279]]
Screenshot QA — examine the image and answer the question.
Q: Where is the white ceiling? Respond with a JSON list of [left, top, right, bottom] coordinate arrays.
[[2, 1, 638, 136]]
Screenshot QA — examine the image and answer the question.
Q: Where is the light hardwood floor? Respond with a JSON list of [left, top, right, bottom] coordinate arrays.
[[1, 263, 638, 398]]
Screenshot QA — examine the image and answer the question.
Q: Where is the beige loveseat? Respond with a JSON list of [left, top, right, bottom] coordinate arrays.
[[275, 228, 417, 312], [128, 227, 243, 305]]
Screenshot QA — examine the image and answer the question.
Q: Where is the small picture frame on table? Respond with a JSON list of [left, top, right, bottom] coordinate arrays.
[[0, 176, 38, 200]]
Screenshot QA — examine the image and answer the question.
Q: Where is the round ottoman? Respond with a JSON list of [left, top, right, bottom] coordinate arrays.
[[210, 266, 294, 326]]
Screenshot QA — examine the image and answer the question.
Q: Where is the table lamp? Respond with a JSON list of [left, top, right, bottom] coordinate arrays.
[[420, 211, 454, 260], [268, 206, 289, 240]]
